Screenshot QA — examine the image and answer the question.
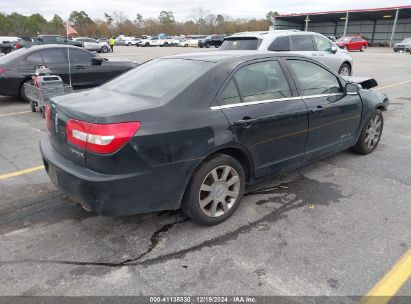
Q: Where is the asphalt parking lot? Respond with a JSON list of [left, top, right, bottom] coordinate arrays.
[[0, 46, 410, 297]]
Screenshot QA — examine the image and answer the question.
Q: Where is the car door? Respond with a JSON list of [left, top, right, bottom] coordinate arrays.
[[69, 48, 112, 87], [286, 59, 362, 160], [290, 34, 316, 58], [312, 34, 340, 72], [216, 59, 309, 177], [39, 48, 70, 84]]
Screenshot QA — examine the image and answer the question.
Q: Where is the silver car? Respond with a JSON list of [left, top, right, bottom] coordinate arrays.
[[221, 30, 353, 75], [393, 38, 411, 52], [73, 37, 110, 53]]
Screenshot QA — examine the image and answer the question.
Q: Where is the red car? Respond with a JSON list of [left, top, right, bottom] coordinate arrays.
[[336, 36, 368, 52]]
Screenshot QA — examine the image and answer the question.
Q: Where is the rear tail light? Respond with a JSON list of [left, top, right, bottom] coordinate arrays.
[[0, 67, 5, 75], [45, 104, 51, 130], [66, 119, 140, 154], [15, 42, 21, 49]]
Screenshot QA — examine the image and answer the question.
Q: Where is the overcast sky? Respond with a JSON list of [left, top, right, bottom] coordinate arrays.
[[1, 0, 410, 21]]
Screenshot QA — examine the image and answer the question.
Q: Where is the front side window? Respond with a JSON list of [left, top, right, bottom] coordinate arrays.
[[291, 35, 315, 51], [268, 36, 290, 51], [288, 60, 342, 96], [234, 61, 292, 103], [313, 35, 332, 52], [221, 79, 241, 105], [69, 49, 94, 63]]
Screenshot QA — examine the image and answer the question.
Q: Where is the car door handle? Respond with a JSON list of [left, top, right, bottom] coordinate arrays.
[[234, 117, 257, 127], [76, 65, 85, 70], [311, 106, 324, 114]]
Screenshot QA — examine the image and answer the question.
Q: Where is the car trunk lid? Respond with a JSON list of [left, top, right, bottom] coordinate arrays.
[[47, 87, 161, 167]]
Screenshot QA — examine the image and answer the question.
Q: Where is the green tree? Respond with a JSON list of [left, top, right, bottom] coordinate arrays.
[[48, 14, 64, 33], [0, 13, 13, 35], [135, 13, 144, 27], [104, 12, 113, 26], [158, 11, 175, 26], [69, 10, 93, 29], [266, 11, 279, 24]]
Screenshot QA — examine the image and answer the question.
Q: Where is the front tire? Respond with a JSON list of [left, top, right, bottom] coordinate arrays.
[[338, 63, 351, 76], [351, 110, 383, 155], [181, 154, 245, 226], [361, 45, 366, 52]]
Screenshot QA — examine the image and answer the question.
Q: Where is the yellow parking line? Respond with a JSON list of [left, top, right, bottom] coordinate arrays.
[[0, 111, 32, 117], [375, 80, 411, 91], [361, 249, 411, 304], [0, 165, 44, 181]]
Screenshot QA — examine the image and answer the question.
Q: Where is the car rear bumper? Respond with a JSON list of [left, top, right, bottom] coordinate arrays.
[[40, 136, 199, 216]]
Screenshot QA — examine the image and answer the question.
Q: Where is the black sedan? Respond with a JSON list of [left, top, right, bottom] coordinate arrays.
[[40, 51, 389, 225], [0, 45, 138, 100]]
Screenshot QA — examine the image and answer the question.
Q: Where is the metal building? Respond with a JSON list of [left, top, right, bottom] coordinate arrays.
[[273, 6, 411, 45]]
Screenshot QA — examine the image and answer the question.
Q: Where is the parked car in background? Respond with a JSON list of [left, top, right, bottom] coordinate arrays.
[[221, 30, 353, 75], [336, 36, 368, 52], [179, 38, 199, 47], [73, 37, 110, 53], [40, 51, 388, 225], [139, 36, 168, 47], [37, 35, 83, 47], [0, 45, 138, 100], [114, 37, 126, 46], [198, 35, 225, 48], [393, 38, 411, 52], [326, 35, 340, 42], [169, 36, 184, 46]]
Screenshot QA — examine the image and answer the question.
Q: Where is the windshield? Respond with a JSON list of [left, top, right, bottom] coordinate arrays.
[[105, 59, 213, 99], [220, 38, 260, 50]]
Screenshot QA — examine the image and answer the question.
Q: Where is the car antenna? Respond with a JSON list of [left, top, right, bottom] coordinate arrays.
[[65, 21, 73, 88]]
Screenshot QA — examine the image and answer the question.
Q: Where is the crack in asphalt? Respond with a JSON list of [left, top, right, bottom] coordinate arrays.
[[0, 174, 344, 268]]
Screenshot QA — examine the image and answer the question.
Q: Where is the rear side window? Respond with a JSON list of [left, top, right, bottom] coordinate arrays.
[[234, 61, 292, 102], [41, 49, 67, 64], [268, 36, 290, 51], [221, 79, 241, 105], [290, 35, 315, 51], [106, 58, 213, 99], [288, 60, 342, 95], [220, 38, 260, 50], [26, 52, 43, 64]]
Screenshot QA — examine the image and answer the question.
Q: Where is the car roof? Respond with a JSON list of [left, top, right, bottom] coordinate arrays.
[[225, 30, 329, 39], [160, 50, 303, 63]]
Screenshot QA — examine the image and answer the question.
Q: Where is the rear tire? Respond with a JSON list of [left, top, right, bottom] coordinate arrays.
[[181, 154, 245, 226], [19, 79, 33, 103], [351, 110, 383, 155]]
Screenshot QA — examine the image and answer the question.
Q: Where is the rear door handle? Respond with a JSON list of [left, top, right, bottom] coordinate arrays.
[[311, 106, 324, 114], [234, 118, 257, 127]]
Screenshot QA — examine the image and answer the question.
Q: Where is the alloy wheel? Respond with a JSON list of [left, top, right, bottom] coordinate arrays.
[[198, 165, 240, 218], [365, 115, 382, 149]]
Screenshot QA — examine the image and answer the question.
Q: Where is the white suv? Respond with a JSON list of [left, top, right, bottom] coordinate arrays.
[[221, 30, 353, 75]]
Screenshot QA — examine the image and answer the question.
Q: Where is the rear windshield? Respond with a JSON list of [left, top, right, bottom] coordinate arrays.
[[105, 58, 213, 99], [0, 47, 28, 63], [220, 38, 261, 50]]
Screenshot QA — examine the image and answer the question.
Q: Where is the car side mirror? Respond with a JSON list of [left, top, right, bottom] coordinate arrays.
[[91, 57, 104, 65], [345, 83, 361, 95], [331, 45, 338, 54]]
